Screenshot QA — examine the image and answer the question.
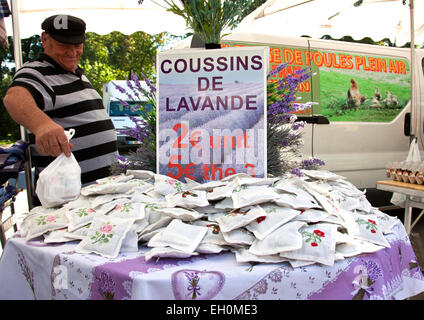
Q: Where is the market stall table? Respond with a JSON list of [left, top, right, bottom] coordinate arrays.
[[376, 180, 424, 235], [0, 219, 423, 300]]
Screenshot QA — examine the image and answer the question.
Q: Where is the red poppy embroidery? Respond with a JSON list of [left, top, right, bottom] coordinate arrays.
[[256, 216, 266, 223], [313, 230, 325, 237]]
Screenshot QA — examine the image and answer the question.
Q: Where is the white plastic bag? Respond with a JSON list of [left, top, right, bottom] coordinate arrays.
[[35, 129, 82, 208], [391, 137, 421, 207]]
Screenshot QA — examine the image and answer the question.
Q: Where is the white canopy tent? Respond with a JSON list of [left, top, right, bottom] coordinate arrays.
[[6, 0, 189, 69], [232, 0, 424, 47]]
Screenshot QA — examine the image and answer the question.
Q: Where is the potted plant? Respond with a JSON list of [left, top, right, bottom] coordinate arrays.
[[158, 0, 251, 49]]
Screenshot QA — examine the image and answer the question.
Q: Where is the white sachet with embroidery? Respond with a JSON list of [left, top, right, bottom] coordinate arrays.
[[245, 204, 299, 240], [280, 223, 338, 266], [154, 207, 204, 222], [63, 195, 93, 211], [75, 214, 135, 258], [124, 179, 154, 194], [273, 190, 321, 210], [221, 228, 255, 246], [292, 208, 330, 223], [19, 206, 59, 237], [249, 221, 306, 256], [304, 187, 340, 216], [153, 174, 186, 195], [80, 179, 140, 196], [147, 219, 208, 253], [338, 210, 390, 248], [336, 232, 384, 257], [107, 200, 146, 221], [65, 223, 91, 240], [215, 205, 267, 233], [25, 208, 69, 241], [165, 190, 209, 208], [66, 206, 97, 232], [370, 208, 399, 234], [35, 129, 81, 208], [231, 185, 280, 208], [193, 220, 230, 246], [206, 185, 234, 201], [90, 193, 132, 209]]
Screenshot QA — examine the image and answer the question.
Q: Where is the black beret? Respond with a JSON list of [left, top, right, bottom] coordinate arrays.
[[41, 15, 86, 45]]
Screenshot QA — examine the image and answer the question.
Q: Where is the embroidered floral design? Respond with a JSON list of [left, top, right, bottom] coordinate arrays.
[[76, 208, 95, 217], [268, 269, 283, 283], [90, 222, 116, 244], [167, 179, 183, 193], [256, 216, 266, 223], [182, 191, 198, 198], [233, 185, 248, 193], [96, 271, 115, 300], [140, 201, 158, 210], [355, 218, 378, 233], [128, 179, 146, 186], [253, 279, 268, 295], [114, 203, 133, 213], [362, 260, 383, 282], [36, 214, 57, 225], [206, 224, 220, 234], [18, 252, 36, 299], [265, 207, 276, 214], [227, 208, 251, 216], [300, 229, 325, 247], [185, 271, 201, 300]]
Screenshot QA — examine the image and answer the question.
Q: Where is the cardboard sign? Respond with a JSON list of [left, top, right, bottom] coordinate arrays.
[[157, 46, 268, 182]]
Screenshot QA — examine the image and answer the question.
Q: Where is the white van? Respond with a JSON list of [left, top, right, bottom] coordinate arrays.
[[102, 80, 151, 148], [181, 33, 424, 208]]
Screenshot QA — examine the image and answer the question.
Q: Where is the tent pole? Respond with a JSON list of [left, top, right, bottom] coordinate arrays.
[[10, 0, 35, 210], [409, 0, 418, 144]]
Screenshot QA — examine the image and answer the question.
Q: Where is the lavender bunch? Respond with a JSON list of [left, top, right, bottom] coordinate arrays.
[[110, 71, 157, 175], [266, 63, 324, 177]]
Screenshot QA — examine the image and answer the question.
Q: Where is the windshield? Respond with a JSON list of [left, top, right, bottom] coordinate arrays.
[[109, 101, 153, 117]]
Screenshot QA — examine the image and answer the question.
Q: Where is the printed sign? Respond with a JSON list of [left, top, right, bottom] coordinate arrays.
[[157, 47, 268, 182]]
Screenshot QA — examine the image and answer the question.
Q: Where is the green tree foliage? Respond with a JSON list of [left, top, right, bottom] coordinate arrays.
[[80, 31, 170, 94]]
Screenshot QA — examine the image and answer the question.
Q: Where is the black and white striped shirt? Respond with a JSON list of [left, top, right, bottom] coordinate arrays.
[[10, 53, 118, 185]]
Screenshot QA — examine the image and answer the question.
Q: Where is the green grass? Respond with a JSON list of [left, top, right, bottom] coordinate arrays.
[[319, 68, 410, 122]]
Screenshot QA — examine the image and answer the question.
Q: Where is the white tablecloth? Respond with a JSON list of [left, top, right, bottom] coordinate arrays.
[[0, 221, 423, 300]]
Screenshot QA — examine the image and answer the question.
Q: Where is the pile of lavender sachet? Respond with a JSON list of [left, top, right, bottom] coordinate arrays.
[[19, 169, 399, 267]]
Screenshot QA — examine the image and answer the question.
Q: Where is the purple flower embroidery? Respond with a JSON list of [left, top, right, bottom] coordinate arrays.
[[184, 271, 201, 300], [18, 252, 35, 298], [96, 271, 116, 300]]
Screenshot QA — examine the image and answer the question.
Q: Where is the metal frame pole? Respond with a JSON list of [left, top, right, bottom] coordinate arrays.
[[10, 0, 34, 210]]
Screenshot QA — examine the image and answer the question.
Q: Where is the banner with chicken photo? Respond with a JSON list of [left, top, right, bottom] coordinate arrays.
[[313, 49, 409, 122], [222, 41, 410, 123]]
